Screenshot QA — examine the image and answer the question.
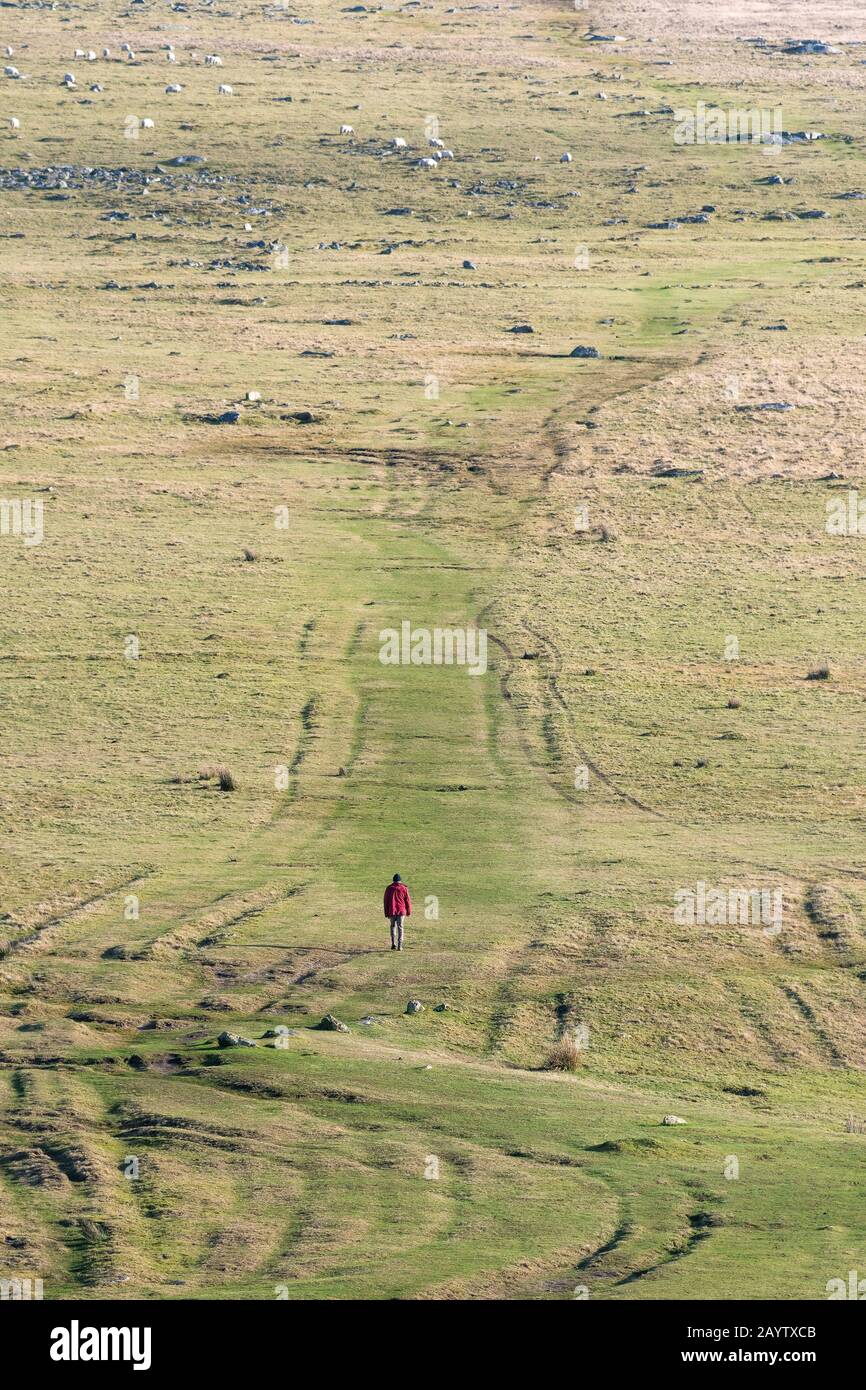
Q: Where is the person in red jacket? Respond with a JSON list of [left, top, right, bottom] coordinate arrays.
[[384, 874, 411, 951]]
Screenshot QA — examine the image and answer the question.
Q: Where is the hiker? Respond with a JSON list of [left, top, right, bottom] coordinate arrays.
[[384, 873, 411, 951]]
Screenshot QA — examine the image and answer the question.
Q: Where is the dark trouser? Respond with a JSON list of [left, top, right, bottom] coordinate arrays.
[[390, 914, 404, 949]]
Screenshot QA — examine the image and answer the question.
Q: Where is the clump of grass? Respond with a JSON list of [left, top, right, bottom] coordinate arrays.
[[543, 1038, 582, 1072], [726, 697, 741, 709], [196, 764, 237, 791], [806, 663, 830, 681]]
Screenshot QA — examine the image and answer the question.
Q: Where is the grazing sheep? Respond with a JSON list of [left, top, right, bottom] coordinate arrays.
[[63, 72, 76, 86], [392, 136, 407, 148], [9, 115, 19, 128], [561, 151, 572, 161], [3, 47, 12, 58], [205, 54, 223, 66], [102, 47, 111, 59], [127, 50, 135, 61], [73, 48, 85, 59], [418, 156, 437, 168], [165, 83, 182, 93], [90, 83, 102, 92], [4, 66, 19, 78], [218, 83, 233, 95], [428, 136, 444, 148], [141, 117, 155, 128], [340, 123, 354, 135], [86, 50, 97, 61], [166, 50, 177, 63], [440, 149, 454, 159], [121, 42, 131, 52]]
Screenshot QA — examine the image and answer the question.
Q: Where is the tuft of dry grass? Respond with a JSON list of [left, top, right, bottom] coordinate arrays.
[[543, 1038, 582, 1072], [806, 664, 830, 680], [195, 764, 236, 790], [726, 697, 741, 709]]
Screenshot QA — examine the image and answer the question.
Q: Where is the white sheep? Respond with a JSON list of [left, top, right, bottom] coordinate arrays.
[[218, 83, 233, 95], [73, 48, 85, 59], [102, 47, 111, 59], [86, 50, 97, 61], [9, 115, 19, 128], [63, 72, 76, 86], [340, 124, 354, 135], [418, 156, 437, 168], [166, 50, 176, 63], [141, 117, 155, 128], [392, 136, 407, 148], [165, 83, 182, 93], [121, 42, 131, 52], [440, 149, 454, 159], [560, 151, 572, 162], [4, 65, 19, 78], [205, 54, 222, 66], [3, 47, 12, 57], [428, 136, 444, 148]]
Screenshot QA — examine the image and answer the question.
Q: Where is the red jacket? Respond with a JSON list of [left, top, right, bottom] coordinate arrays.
[[384, 882, 411, 918]]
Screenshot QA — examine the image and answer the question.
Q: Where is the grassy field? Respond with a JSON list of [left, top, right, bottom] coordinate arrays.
[[1, 0, 866, 1300]]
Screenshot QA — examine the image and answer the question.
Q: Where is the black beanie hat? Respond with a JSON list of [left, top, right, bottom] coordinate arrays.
[[393, 874, 401, 883]]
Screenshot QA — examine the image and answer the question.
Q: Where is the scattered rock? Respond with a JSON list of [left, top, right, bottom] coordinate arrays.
[[217, 1030, 257, 1048], [570, 345, 601, 358], [783, 40, 838, 55], [315, 1013, 350, 1032]]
